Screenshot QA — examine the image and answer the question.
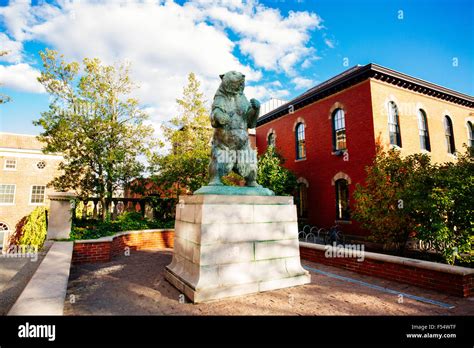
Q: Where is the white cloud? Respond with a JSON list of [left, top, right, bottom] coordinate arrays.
[[0, 0, 61, 42], [0, 63, 45, 93], [245, 83, 289, 102], [0, 33, 23, 63], [0, 0, 31, 41], [190, 0, 322, 74], [23, 0, 267, 124], [324, 38, 335, 48], [0, 0, 326, 134], [292, 76, 315, 90], [301, 55, 322, 69], [269, 80, 282, 88]]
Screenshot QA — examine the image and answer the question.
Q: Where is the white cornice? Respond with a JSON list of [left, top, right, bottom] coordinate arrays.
[[0, 148, 63, 160]]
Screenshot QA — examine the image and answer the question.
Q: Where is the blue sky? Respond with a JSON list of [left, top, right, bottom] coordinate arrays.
[[0, 0, 473, 135]]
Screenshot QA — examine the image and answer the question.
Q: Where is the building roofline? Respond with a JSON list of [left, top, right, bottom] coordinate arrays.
[[368, 63, 474, 101], [0, 132, 39, 137], [257, 63, 474, 127]]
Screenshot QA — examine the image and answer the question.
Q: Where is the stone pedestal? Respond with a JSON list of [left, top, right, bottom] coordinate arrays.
[[47, 192, 76, 240], [165, 195, 310, 303]]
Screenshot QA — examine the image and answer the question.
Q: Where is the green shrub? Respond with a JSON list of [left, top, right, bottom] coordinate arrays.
[[71, 211, 174, 240], [257, 146, 297, 196], [354, 144, 473, 264], [17, 207, 48, 249]]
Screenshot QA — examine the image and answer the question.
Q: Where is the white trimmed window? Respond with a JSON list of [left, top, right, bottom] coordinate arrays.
[[417, 109, 431, 151], [468, 121, 473, 148], [388, 101, 402, 147], [332, 108, 347, 151], [4, 158, 17, 170], [444, 116, 456, 154], [335, 179, 350, 221], [30, 185, 46, 204], [295, 123, 306, 159], [0, 185, 15, 204]]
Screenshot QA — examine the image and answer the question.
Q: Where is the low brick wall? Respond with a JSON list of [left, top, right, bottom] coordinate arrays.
[[300, 242, 474, 297], [72, 229, 174, 264]]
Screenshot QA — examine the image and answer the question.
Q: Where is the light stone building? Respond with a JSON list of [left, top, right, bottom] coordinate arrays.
[[0, 133, 63, 249]]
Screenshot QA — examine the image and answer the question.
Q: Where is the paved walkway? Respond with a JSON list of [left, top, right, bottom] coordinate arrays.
[[64, 249, 474, 315], [0, 242, 52, 315]]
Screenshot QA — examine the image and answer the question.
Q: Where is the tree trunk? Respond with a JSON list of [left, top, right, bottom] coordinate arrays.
[[398, 229, 411, 256]]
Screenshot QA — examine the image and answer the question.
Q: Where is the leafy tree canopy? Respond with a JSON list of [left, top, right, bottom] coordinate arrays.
[[34, 49, 155, 219], [353, 143, 473, 264], [257, 146, 297, 196], [149, 72, 212, 196]]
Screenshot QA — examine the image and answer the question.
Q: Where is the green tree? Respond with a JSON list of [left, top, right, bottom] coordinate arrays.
[[407, 146, 473, 264], [257, 146, 297, 196], [0, 50, 11, 104], [354, 144, 473, 263], [352, 145, 424, 255], [150, 73, 212, 196], [34, 49, 155, 220]]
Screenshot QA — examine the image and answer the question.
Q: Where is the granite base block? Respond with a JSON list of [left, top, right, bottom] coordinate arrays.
[[165, 195, 310, 303]]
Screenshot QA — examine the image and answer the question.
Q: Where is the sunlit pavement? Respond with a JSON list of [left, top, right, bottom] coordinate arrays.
[[64, 249, 474, 316]]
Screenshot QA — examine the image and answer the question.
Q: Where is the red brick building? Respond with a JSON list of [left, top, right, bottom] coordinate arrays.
[[256, 64, 474, 238]]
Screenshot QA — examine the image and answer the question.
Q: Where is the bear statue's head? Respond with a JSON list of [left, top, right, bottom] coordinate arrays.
[[219, 71, 245, 95]]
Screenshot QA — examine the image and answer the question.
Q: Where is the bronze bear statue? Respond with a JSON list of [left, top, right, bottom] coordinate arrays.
[[208, 71, 261, 187]]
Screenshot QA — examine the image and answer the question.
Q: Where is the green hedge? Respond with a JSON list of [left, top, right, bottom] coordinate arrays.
[[71, 212, 174, 240]]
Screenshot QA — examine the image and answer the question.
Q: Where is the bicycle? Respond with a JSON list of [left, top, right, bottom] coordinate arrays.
[[325, 224, 345, 246]]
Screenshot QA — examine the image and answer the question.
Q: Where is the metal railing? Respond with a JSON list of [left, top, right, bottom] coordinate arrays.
[[298, 224, 345, 246]]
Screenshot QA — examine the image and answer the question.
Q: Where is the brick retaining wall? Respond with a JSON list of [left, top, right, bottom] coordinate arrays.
[[72, 229, 174, 264], [72, 230, 473, 298], [300, 242, 474, 297]]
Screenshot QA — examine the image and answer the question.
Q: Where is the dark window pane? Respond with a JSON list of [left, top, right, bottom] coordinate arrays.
[[468, 121, 473, 148], [297, 183, 308, 218], [267, 133, 275, 147], [332, 109, 346, 150], [444, 116, 455, 154], [388, 102, 401, 147], [417, 109, 430, 151], [335, 179, 350, 220], [295, 123, 306, 159]]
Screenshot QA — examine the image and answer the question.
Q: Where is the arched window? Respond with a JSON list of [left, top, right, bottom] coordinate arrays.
[[335, 179, 350, 221], [388, 101, 401, 147], [444, 116, 456, 154], [267, 132, 275, 147], [467, 121, 473, 148], [332, 108, 346, 151], [295, 123, 306, 159], [417, 109, 431, 151], [297, 183, 308, 218]]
